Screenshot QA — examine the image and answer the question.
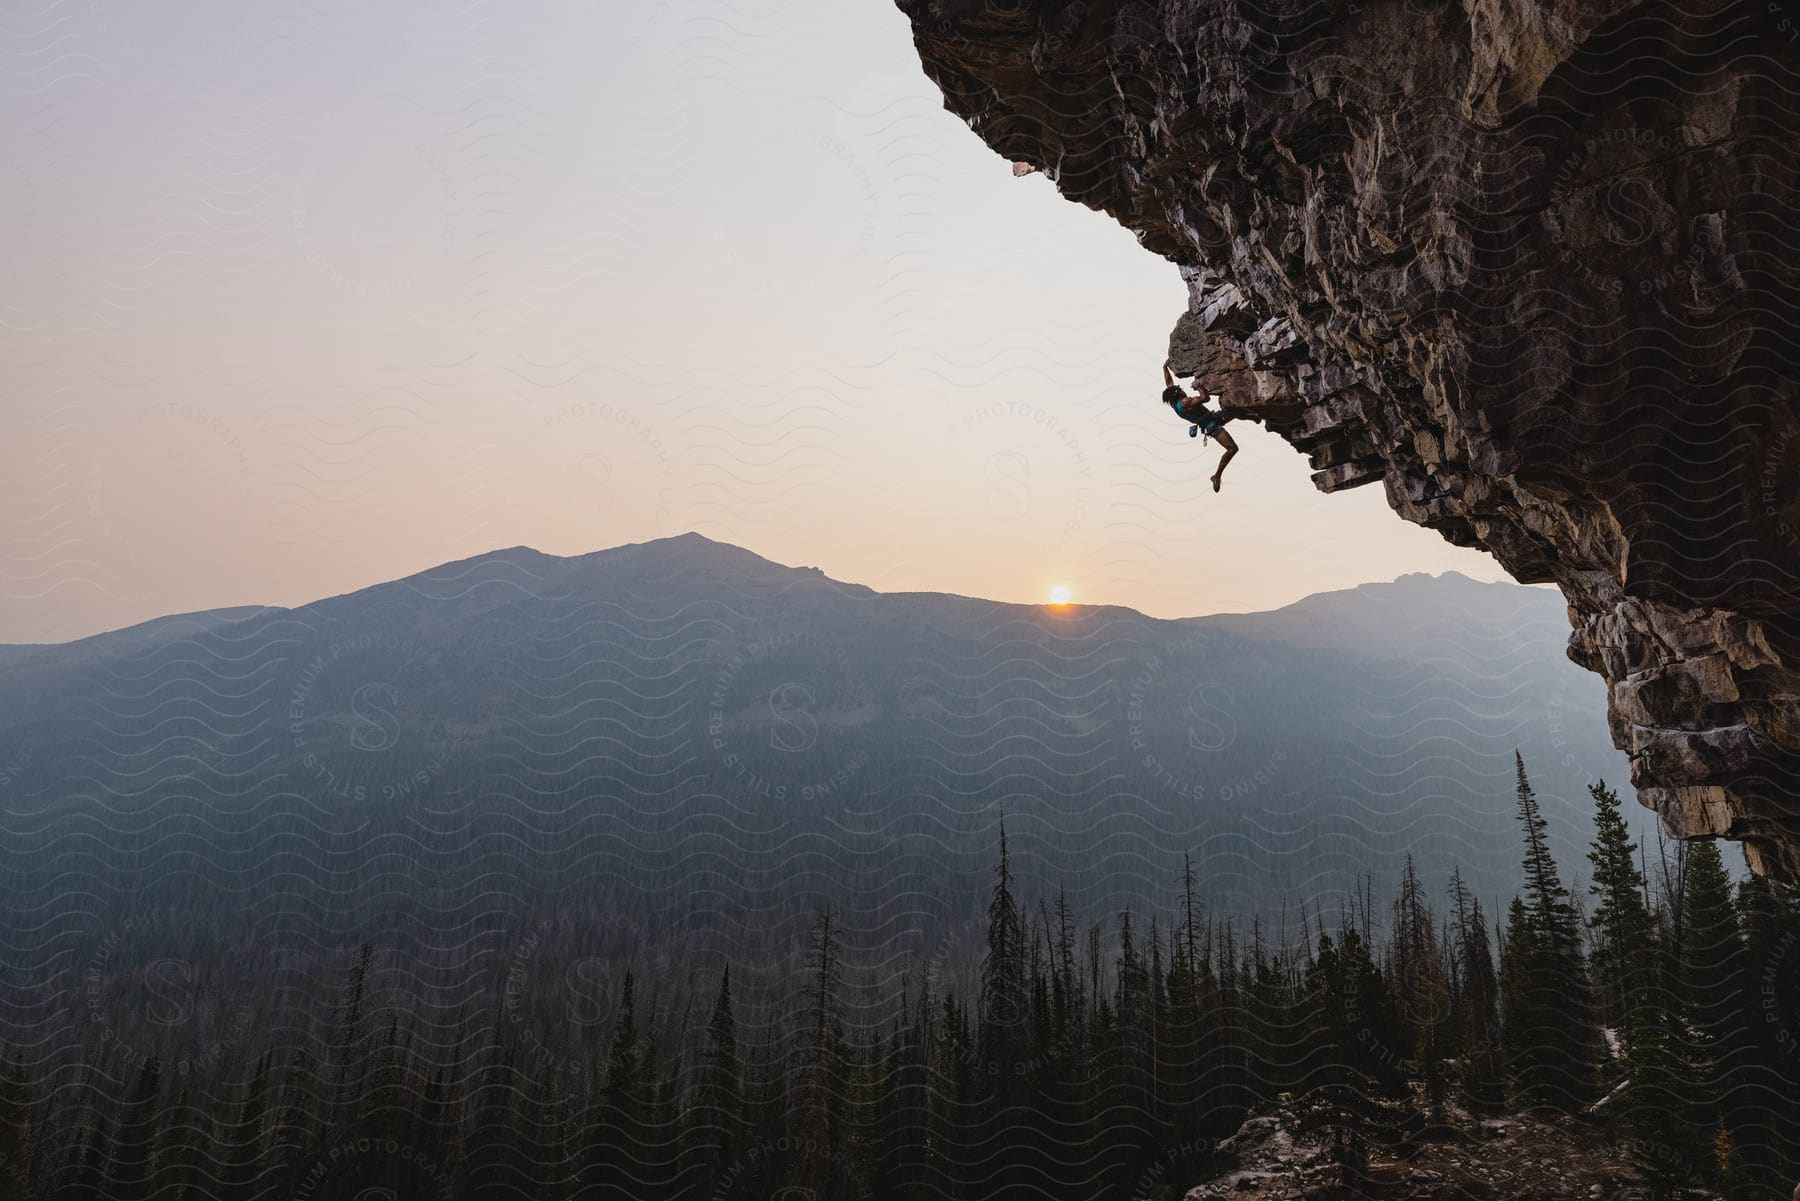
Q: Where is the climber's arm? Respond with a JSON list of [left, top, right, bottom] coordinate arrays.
[[1163, 359, 1176, 389]]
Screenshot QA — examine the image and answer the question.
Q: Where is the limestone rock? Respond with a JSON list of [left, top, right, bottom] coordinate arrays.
[[897, 0, 1800, 878]]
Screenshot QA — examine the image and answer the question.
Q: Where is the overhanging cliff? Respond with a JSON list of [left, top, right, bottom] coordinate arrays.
[[898, 0, 1800, 877]]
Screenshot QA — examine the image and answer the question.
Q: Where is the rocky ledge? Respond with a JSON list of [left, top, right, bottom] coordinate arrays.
[[1187, 1103, 1649, 1200], [898, 0, 1800, 877]]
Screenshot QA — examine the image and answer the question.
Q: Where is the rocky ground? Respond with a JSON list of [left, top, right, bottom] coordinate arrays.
[[1184, 1101, 1656, 1201]]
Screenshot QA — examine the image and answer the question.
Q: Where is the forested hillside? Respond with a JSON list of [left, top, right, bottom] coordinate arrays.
[[0, 534, 1633, 920], [0, 535, 1715, 1197], [0, 763, 1794, 1200]]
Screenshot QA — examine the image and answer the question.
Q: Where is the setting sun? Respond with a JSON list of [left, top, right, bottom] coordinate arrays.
[[1047, 584, 1073, 606]]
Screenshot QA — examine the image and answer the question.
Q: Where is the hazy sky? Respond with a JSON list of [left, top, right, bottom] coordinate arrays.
[[1, 0, 1509, 644]]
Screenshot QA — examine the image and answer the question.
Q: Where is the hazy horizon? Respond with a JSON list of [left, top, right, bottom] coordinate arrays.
[[2, 0, 1509, 644], [3, 528, 1540, 646]]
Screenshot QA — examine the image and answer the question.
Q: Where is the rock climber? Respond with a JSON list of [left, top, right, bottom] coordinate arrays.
[[1162, 358, 1240, 492]]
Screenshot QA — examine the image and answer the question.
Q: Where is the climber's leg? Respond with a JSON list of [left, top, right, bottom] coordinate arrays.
[[1211, 427, 1238, 492]]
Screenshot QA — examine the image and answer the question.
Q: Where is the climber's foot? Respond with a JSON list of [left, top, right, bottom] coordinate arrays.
[[1211, 474, 1223, 493]]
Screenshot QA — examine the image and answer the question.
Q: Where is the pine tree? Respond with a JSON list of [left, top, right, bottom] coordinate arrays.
[[331, 942, 374, 1122], [1586, 780, 1659, 1033], [881, 982, 932, 1201], [687, 967, 742, 1196], [1181, 851, 1202, 982], [1117, 909, 1143, 1033], [531, 1062, 575, 1201], [592, 971, 645, 1200], [1134, 913, 1168, 1161], [1619, 1007, 1696, 1200], [633, 1039, 676, 1199], [1499, 753, 1599, 1110], [224, 1052, 272, 1196], [1515, 754, 1572, 936], [1296, 921, 1382, 1179], [1390, 854, 1449, 1104], [1163, 865, 1212, 1162], [808, 907, 842, 1063], [1346, 921, 1404, 1097], [1677, 840, 1746, 1159], [1733, 873, 1800, 1190], [1499, 897, 1533, 1060], [270, 1046, 319, 1192], [1452, 887, 1504, 1113], [605, 972, 642, 1103], [1584, 780, 1705, 1187], [1054, 885, 1082, 1038], [1301, 929, 1344, 1097], [470, 1020, 522, 1196], [846, 1032, 885, 1195], [928, 991, 976, 1195], [107, 1055, 162, 1196], [364, 1017, 405, 1144], [978, 820, 1027, 1096], [790, 907, 850, 1200], [419, 1064, 466, 1201]]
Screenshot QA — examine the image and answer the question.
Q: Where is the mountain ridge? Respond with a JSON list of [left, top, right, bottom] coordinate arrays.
[[0, 528, 1638, 920], [3, 531, 1529, 653]]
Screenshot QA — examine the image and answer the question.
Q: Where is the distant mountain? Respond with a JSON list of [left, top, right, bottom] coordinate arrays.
[[1203, 571, 1568, 670], [0, 534, 1636, 936]]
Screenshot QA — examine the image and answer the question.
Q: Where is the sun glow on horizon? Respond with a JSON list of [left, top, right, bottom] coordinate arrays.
[[1047, 584, 1073, 607]]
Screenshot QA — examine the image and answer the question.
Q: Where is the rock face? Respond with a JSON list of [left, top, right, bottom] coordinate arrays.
[[898, 0, 1800, 878]]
